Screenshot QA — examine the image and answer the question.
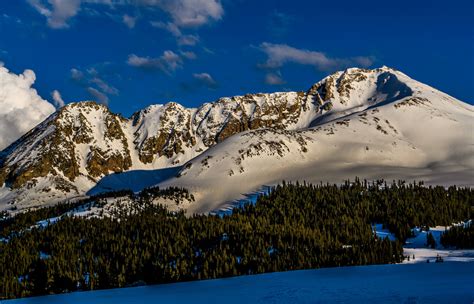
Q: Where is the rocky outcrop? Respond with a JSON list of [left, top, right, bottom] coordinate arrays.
[[1, 66, 440, 209], [131, 91, 313, 165], [0, 88, 315, 195], [0, 102, 132, 192]]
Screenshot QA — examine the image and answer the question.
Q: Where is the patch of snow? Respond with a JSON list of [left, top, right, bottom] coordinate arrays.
[[373, 223, 397, 241]]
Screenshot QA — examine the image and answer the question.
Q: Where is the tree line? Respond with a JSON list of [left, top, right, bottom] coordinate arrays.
[[441, 222, 473, 249]]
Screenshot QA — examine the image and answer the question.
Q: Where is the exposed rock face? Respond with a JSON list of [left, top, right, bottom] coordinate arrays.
[[132, 103, 195, 163], [131, 91, 313, 165], [0, 102, 132, 193], [0, 85, 317, 205], [2, 66, 462, 211]]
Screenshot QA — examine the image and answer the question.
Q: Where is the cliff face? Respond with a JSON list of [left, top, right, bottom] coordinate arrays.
[[131, 90, 312, 165], [0, 83, 319, 209]]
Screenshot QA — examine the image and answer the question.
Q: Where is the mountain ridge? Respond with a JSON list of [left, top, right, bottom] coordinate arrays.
[[157, 67, 473, 213], [1, 66, 472, 213]]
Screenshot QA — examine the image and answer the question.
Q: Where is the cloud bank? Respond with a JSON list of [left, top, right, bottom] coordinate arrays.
[[0, 66, 56, 150]]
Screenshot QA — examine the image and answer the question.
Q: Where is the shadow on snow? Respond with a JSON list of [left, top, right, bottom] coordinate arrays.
[[87, 166, 182, 196]]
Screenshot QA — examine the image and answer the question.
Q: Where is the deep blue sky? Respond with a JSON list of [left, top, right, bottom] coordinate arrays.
[[1, 0, 472, 116]]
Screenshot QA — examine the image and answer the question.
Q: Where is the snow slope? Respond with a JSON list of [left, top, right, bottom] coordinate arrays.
[[1, 66, 472, 213], [0, 89, 310, 211], [6, 262, 474, 304], [158, 67, 474, 214]]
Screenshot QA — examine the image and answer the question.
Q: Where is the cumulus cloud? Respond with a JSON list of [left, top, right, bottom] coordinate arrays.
[[258, 42, 374, 72], [193, 72, 218, 89], [0, 65, 56, 150], [51, 89, 65, 107], [127, 51, 183, 74]]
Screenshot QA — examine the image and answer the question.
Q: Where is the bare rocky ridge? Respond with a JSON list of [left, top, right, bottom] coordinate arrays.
[[0, 66, 472, 212], [0, 79, 318, 209]]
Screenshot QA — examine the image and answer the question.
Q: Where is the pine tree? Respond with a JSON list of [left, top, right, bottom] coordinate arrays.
[[426, 232, 436, 249]]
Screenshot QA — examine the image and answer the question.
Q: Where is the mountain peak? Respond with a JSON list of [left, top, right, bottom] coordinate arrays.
[[0, 67, 472, 212], [305, 66, 415, 120], [60, 100, 108, 112]]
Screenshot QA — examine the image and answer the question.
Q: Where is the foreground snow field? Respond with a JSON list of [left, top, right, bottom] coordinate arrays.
[[5, 262, 473, 303]]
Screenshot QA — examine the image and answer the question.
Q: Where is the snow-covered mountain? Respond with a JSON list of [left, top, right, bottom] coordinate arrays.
[[1, 66, 473, 212], [158, 67, 474, 213], [0, 83, 312, 210]]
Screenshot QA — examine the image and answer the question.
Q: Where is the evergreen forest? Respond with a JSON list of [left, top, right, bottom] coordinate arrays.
[[0, 179, 472, 300]]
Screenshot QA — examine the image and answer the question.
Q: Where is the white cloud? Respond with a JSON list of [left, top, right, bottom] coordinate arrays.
[[127, 51, 183, 74], [122, 14, 136, 28], [51, 89, 65, 107], [87, 87, 108, 105], [0, 65, 56, 150], [151, 21, 182, 36], [177, 34, 200, 46], [265, 72, 285, 85], [146, 0, 223, 28], [193, 72, 218, 88], [259, 43, 336, 71], [28, 0, 81, 29], [259, 42, 374, 71], [28, 0, 224, 29]]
